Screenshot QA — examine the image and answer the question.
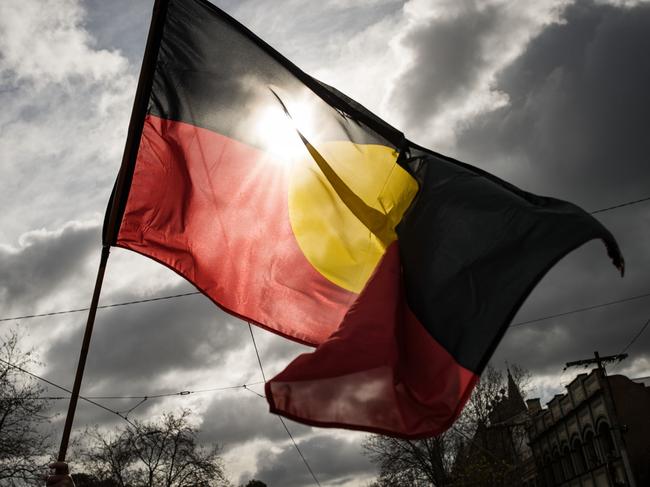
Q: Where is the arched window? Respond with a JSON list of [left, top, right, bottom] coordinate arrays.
[[598, 422, 616, 459], [584, 430, 599, 467], [562, 444, 575, 479], [571, 437, 586, 474]]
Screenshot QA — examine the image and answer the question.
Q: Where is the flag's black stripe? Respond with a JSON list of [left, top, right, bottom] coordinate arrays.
[[397, 149, 622, 374], [149, 0, 403, 150]]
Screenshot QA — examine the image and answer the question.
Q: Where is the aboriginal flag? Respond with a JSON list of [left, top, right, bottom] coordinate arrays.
[[104, 0, 623, 438]]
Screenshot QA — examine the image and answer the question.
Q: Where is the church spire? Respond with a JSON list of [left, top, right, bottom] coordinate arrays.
[[507, 368, 526, 413]]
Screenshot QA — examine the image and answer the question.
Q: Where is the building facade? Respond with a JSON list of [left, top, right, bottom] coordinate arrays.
[[526, 369, 650, 487]]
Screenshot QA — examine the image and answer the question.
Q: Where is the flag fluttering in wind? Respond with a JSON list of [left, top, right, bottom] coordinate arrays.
[[104, 0, 623, 438]]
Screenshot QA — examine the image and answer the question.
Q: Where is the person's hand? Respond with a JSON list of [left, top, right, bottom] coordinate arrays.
[[45, 462, 75, 487]]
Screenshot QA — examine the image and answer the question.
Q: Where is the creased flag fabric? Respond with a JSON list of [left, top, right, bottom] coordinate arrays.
[[104, 0, 623, 438]]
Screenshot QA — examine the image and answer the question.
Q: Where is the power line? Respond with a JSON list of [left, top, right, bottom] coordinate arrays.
[[0, 356, 131, 422], [3, 381, 266, 402], [0, 356, 264, 409], [4, 288, 649, 333], [248, 323, 268, 383], [120, 396, 149, 416], [620, 316, 650, 354], [87, 382, 265, 400], [510, 291, 650, 327], [609, 314, 650, 374], [242, 384, 266, 400], [590, 195, 650, 214], [0, 291, 201, 322], [248, 323, 322, 487]]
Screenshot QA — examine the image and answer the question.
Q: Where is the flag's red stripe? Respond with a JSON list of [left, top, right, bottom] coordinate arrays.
[[117, 114, 356, 346], [266, 243, 478, 438]]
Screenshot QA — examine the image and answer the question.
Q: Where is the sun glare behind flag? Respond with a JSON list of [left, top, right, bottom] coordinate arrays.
[[103, 0, 623, 438]]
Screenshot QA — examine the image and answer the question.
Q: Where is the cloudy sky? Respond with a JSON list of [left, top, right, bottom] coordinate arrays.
[[1, 0, 649, 485]]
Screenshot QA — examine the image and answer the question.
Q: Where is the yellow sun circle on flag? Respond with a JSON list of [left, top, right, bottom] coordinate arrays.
[[288, 141, 418, 294]]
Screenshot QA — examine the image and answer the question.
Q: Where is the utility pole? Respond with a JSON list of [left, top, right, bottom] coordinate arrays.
[[565, 352, 636, 487]]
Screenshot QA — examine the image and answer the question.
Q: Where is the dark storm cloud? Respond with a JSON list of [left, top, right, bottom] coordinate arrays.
[[0, 223, 98, 312], [199, 393, 313, 446], [438, 0, 650, 381], [44, 287, 248, 391], [455, 0, 650, 205], [389, 2, 500, 128], [252, 434, 374, 487]]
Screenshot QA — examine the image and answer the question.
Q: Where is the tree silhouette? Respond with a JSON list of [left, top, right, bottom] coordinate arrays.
[[75, 410, 230, 487], [364, 364, 532, 486], [0, 330, 52, 485]]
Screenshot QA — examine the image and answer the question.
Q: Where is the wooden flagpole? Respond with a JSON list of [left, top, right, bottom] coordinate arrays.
[[56, 0, 170, 464], [56, 245, 110, 461]]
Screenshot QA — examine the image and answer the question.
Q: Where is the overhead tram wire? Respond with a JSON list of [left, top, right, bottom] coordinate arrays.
[[590, 195, 650, 214], [0, 355, 139, 428], [0, 356, 178, 455], [607, 315, 650, 375], [620, 316, 650, 355], [247, 322, 322, 487], [0, 291, 201, 322], [509, 291, 650, 327], [2, 381, 266, 402], [3, 290, 649, 332], [0, 356, 264, 410]]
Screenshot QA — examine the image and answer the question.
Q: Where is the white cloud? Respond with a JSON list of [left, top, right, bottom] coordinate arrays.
[[0, 0, 128, 86], [384, 0, 571, 149], [598, 0, 650, 5], [0, 0, 135, 244]]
